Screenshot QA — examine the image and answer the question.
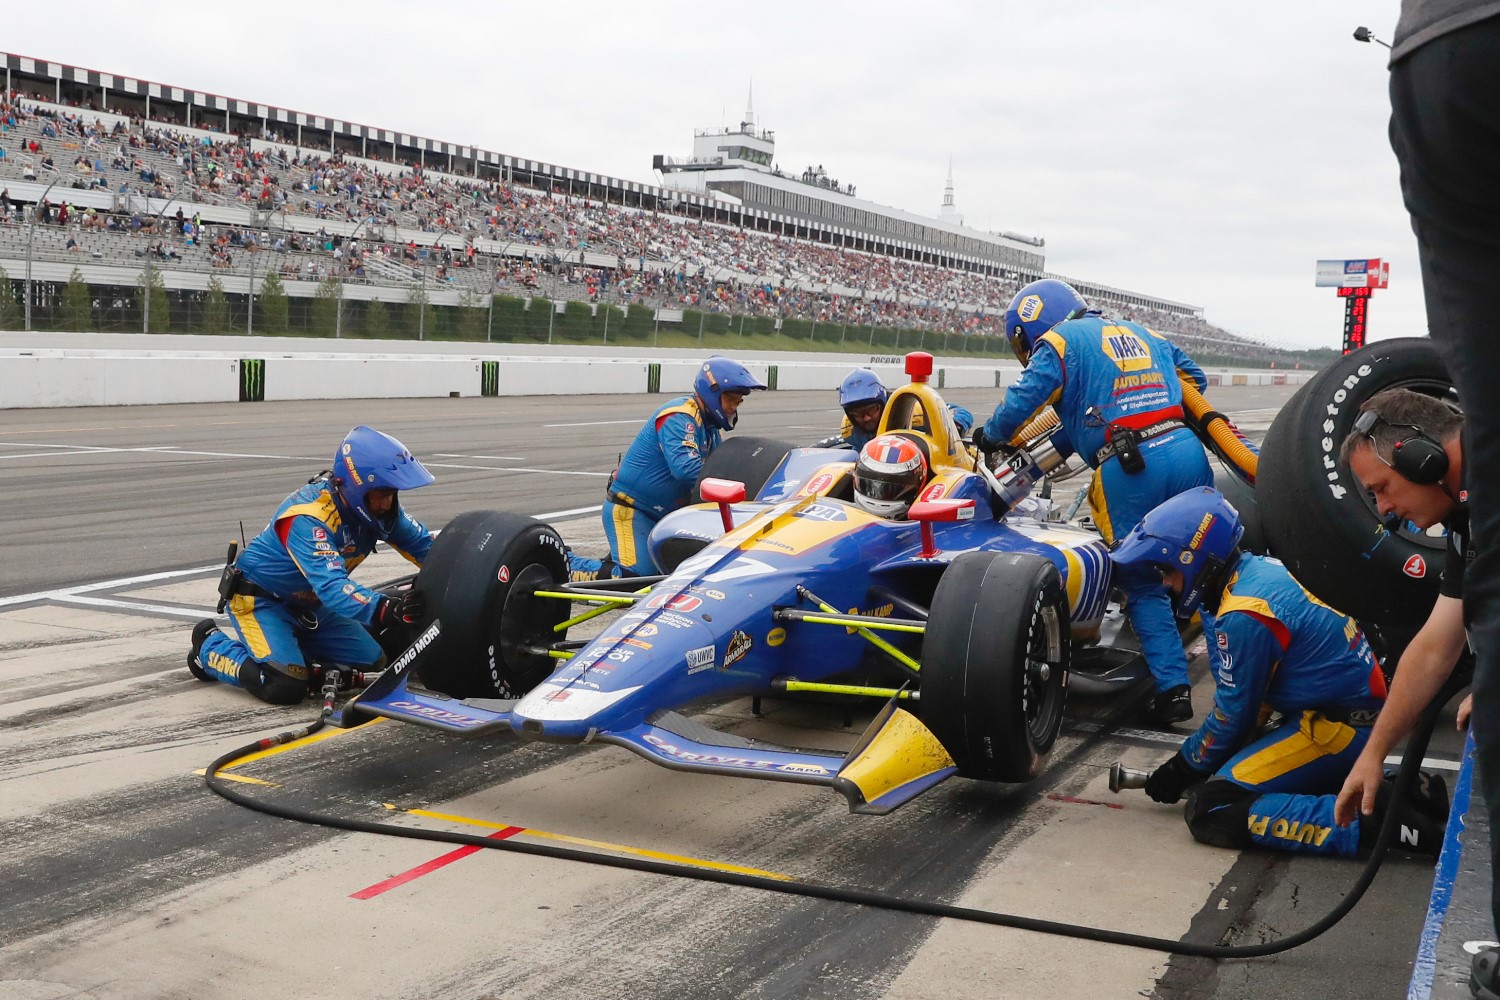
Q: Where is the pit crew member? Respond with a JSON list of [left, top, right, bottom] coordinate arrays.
[[1113, 486, 1446, 856], [823, 368, 973, 453], [973, 278, 1217, 725], [1334, 390, 1469, 842], [188, 426, 434, 704], [569, 356, 767, 579]]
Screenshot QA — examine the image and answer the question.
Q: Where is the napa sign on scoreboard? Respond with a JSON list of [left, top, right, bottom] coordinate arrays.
[[1315, 258, 1389, 354]]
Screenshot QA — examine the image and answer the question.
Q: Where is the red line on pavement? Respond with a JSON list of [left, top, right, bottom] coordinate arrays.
[[1046, 793, 1124, 810], [351, 826, 524, 899]]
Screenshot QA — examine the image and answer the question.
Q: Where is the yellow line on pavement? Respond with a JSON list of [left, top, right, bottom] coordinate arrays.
[[403, 806, 792, 881], [193, 768, 280, 787], [220, 717, 385, 770]]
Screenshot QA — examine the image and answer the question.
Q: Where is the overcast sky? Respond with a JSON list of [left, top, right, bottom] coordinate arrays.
[[11, 1, 1416, 349]]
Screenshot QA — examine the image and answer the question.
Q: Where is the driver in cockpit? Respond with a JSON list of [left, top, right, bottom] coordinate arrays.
[[851, 433, 932, 520]]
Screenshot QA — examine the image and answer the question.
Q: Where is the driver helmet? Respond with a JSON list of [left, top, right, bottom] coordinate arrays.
[[853, 434, 930, 519], [332, 426, 435, 539], [694, 356, 768, 430], [1109, 487, 1244, 618], [1004, 279, 1089, 365]]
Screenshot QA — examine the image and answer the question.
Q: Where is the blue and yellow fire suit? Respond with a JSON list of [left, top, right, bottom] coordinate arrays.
[[841, 403, 974, 453], [593, 395, 721, 576], [1181, 552, 1388, 857], [199, 479, 431, 697], [981, 315, 1215, 691]]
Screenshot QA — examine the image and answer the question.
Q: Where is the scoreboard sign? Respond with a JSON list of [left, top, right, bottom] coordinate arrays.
[[1316, 259, 1388, 354]]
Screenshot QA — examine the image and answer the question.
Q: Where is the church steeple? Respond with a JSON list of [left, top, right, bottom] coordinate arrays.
[[939, 157, 961, 224]]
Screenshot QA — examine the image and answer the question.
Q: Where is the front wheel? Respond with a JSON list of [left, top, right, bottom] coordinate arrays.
[[920, 551, 1070, 782], [411, 510, 569, 699]]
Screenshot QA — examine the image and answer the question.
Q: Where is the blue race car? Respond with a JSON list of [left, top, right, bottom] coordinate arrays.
[[338, 353, 1139, 814]]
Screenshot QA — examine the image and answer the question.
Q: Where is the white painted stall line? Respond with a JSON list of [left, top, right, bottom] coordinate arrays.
[[0, 440, 611, 478], [0, 565, 222, 609]]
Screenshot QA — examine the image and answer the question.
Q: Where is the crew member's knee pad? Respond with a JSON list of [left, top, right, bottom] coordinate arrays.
[[239, 661, 308, 705], [1184, 778, 1255, 849]]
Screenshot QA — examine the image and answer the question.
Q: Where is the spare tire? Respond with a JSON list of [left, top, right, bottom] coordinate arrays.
[[411, 510, 569, 699], [694, 435, 794, 501], [1214, 467, 1268, 556], [1258, 339, 1453, 629]]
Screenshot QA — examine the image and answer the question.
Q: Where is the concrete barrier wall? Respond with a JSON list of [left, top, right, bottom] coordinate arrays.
[[1, 354, 240, 407], [0, 335, 1312, 409]]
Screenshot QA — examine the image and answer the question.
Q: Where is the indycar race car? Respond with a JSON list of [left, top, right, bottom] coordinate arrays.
[[337, 353, 1144, 814]]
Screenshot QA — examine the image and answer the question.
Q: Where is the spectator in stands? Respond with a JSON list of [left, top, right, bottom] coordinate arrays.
[[188, 426, 434, 704], [972, 279, 1218, 726], [568, 357, 767, 580]]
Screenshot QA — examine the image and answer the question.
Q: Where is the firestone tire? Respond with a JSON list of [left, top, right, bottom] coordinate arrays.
[[1257, 338, 1452, 629], [921, 551, 1070, 783], [1213, 468, 1268, 556], [694, 435, 794, 502], [411, 510, 569, 699]]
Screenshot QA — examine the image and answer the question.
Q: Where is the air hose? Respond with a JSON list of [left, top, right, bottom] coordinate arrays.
[[205, 673, 1462, 960], [1180, 377, 1260, 486]]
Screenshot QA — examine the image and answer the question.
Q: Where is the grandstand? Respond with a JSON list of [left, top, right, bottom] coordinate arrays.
[[0, 51, 1290, 363]]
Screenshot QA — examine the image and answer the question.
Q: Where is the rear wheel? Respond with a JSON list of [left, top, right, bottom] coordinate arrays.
[[921, 551, 1070, 782], [412, 510, 569, 698], [695, 435, 794, 501]]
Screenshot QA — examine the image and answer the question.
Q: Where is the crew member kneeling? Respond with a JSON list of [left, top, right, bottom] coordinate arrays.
[[1111, 486, 1448, 856], [187, 426, 434, 704]]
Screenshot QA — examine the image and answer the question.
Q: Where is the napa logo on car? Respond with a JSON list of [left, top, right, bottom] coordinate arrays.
[[792, 502, 846, 522]]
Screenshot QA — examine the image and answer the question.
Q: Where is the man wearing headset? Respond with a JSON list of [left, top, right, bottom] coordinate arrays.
[[1335, 388, 1473, 848]]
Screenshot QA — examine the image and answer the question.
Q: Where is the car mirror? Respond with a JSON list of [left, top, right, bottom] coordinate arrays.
[[908, 498, 975, 559], [700, 478, 746, 532]]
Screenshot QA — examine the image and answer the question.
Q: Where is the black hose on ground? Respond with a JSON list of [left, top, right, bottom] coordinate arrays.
[[204, 673, 1463, 960]]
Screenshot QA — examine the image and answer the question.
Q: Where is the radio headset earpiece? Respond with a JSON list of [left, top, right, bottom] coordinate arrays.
[[1353, 408, 1450, 485]]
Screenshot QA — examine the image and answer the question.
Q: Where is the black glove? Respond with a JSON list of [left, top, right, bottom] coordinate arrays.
[[376, 589, 425, 629], [970, 426, 996, 454], [1144, 751, 1204, 804]]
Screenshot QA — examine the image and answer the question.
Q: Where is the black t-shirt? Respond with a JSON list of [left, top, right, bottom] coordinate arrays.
[[1440, 487, 1472, 600]]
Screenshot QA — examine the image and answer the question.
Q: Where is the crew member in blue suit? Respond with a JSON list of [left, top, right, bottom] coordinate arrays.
[[824, 368, 973, 452], [973, 278, 1216, 725], [1111, 487, 1447, 856], [569, 356, 767, 579], [188, 426, 434, 704]]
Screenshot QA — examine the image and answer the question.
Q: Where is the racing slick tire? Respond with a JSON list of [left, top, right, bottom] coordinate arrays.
[[1257, 338, 1453, 630], [694, 435, 794, 502], [921, 551, 1070, 783], [411, 510, 569, 699]]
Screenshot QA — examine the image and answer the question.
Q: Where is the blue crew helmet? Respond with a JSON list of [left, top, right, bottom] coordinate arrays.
[[838, 368, 888, 412], [332, 426, 435, 538], [1109, 487, 1245, 618], [1004, 278, 1089, 364], [694, 356, 768, 430]]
